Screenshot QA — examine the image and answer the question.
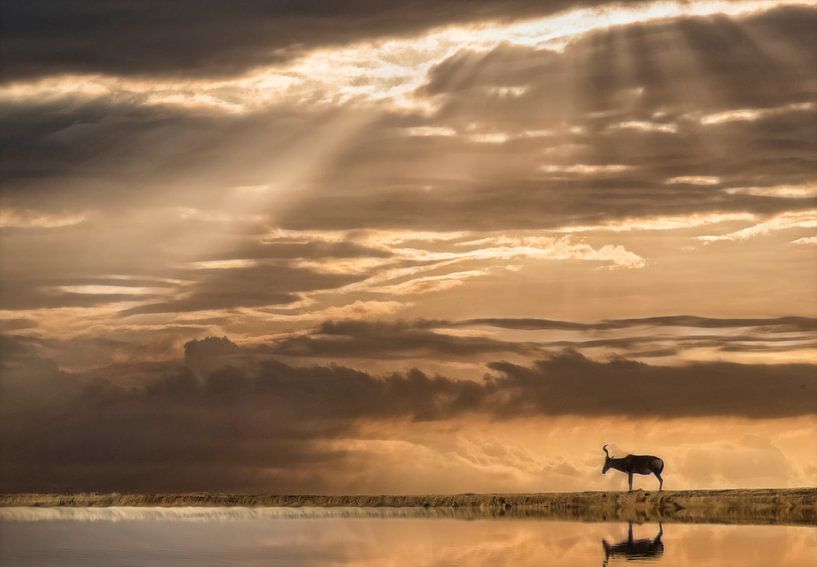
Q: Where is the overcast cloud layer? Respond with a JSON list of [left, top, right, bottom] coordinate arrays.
[[1, 0, 816, 493]]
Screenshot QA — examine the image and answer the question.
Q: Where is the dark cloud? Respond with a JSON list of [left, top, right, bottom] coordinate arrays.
[[0, 288, 160, 311], [461, 315, 817, 332], [257, 317, 817, 362], [262, 319, 540, 359], [0, 327, 214, 377], [1, 335, 815, 491], [483, 352, 817, 419], [279, 176, 814, 232], [536, 336, 817, 356], [0, 240, 177, 311], [0, 335, 75, 407], [184, 335, 247, 378], [0, 99, 316, 193], [422, 7, 817, 113], [0, 1, 642, 83], [204, 239, 392, 262], [0, 318, 37, 332], [460, 318, 597, 331], [121, 264, 364, 315]]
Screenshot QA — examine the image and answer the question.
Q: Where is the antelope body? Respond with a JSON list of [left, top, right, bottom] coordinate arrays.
[[602, 444, 664, 491]]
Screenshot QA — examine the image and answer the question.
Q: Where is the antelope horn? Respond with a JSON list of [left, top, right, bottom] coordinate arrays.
[[603, 444, 610, 457]]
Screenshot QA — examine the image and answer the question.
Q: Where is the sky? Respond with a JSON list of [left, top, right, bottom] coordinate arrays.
[[1, 0, 816, 494]]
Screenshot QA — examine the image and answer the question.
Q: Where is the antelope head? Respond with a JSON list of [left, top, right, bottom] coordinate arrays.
[[602, 444, 612, 474]]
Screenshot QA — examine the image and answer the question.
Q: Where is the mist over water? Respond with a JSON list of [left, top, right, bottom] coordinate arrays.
[[1, 508, 815, 566]]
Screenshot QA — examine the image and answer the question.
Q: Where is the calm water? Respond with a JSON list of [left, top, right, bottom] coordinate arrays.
[[1, 507, 815, 566]]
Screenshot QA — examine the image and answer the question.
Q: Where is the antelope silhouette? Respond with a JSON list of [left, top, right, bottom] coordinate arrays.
[[602, 522, 664, 566], [602, 445, 664, 491]]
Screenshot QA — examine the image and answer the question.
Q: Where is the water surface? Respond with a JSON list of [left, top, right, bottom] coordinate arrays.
[[1, 507, 814, 566]]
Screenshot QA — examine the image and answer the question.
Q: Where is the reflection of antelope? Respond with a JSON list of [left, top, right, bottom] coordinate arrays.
[[602, 445, 664, 491], [602, 522, 664, 565]]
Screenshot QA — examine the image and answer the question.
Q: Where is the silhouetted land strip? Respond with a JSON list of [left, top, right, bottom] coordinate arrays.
[[2, 488, 815, 526]]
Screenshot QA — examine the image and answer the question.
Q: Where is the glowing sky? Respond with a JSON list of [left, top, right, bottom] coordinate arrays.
[[1, 0, 816, 493]]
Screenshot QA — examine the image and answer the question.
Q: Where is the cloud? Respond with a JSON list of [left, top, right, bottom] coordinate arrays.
[[699, 102, 815, 125], [488, 353, 817, 419], [0, 209, 88, 228], [0, 287, 162, 311], [261, 320, 540, 360], [369, 270, 489, 295], [4, 7, 817, 241], [121, 264, 365, 315], [0, 317, 37, 332], [277, 7, 817, 231], [0, 1, 631, 83], [254, 300, 409, 324], [697, 210, 817, 242], [205, 239, 393, 262], [262, 316, 816, 364], [1, 334, 815, 491], [459, 315, 817, 332]]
